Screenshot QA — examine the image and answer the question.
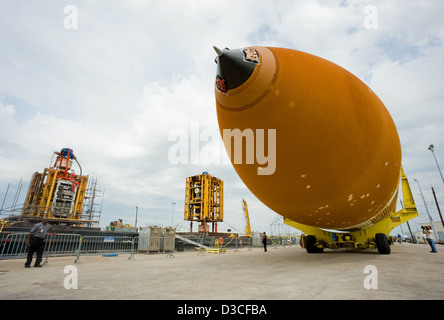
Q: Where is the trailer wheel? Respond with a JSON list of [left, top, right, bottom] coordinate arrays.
[[305, 235, 324, 253], [375, 233, 391, 254]]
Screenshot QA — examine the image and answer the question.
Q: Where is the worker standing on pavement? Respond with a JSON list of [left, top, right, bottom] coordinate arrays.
[[262, 232, 267, 252], [24, 217, 55, 268]]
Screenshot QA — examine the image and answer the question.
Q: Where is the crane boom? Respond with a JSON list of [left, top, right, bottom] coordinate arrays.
[[242, 199, 252, 237]]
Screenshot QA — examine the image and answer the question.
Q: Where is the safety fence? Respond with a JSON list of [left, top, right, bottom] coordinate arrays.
[[0, 232, 277, 263], [74, 235, 139, 263], [179, 234, 299, 251], [77, 236, 136, 255], [175, 234, 255, 252], [0, 233, 81, 262], [0, 233, 143, 263]]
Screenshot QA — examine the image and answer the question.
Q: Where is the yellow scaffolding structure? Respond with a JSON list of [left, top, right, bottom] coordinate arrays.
[[37, 168, 58, 217], [20, 149, 94, 226], [184, 172, 223, 233], [22, 169, 91, 224], [71, 175, 89, 220]]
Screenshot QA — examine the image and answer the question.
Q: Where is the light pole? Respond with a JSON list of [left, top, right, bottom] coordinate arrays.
[[171, 202, 176, 227], [428, 144, 444, 184], [135, 206, 138, 229], [414, 179, 438, 241]]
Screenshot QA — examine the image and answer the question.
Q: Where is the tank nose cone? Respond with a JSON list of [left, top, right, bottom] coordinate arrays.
[[214, 46, 258, 92], [213, 46, 223, 56]]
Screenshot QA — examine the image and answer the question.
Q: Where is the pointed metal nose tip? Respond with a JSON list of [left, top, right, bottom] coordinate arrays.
[[213, 46, 223, 56]]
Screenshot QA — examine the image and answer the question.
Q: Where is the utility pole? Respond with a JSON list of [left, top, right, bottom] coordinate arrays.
[[428, 144, 444, 184], [414, 179, 438, 241], [171, 202, 176, 227], [431, 187, 444, 228], [135, 206, 138, 229]]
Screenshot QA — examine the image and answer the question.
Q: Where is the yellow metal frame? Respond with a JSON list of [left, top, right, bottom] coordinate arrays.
[[70, 175, 89, 220], [21, 168, 91, 225], [242, 199, 252, 237], [206, 248, 227, 254], [23, 172, 43, 211], [184, 173, 224, 230], [284, 167, 418, 250], [37, 168, 58, 217]]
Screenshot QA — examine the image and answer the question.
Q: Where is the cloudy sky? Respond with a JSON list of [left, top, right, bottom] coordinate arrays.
[[1, 0, 443, 236]]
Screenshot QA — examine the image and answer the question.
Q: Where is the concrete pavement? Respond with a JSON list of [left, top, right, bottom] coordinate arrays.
[[0, 243, 442, 300]]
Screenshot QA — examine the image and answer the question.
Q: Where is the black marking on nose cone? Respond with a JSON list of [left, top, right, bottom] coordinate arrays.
[[214, 46, 257, 92]]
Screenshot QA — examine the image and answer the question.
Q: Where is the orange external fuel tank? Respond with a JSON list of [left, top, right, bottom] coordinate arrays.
[[214, 46, 401, 231]]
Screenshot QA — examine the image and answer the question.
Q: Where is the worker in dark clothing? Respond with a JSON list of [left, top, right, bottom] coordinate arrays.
[[262, 232, 267, 252], [24, 217, 55, 268]]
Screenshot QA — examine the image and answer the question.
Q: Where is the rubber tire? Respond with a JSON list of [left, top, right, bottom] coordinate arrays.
[[375, 233, 391, 254], [305, 235, 324, 253]]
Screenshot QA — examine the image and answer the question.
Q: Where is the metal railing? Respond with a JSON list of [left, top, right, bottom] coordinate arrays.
[[174, 234, 254, 253], [0, 232, 263, 263], [0, 233, 140, 263], [0, 233, 83, 263], [0, 232, 29, 260], [77, 236, 136, 255], [74, 235, 138, 263]]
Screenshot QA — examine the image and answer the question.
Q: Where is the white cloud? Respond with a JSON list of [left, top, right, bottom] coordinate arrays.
[[1, 0, 443, 234]]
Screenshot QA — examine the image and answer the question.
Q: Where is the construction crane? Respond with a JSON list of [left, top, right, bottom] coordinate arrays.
[[242, 199, 252, 237]]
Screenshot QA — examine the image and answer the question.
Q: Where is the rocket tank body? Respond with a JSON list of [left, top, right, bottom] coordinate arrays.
[[214, 46, 401, 231]]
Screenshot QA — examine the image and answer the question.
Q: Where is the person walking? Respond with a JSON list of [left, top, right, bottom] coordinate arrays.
[[24, 217, 55, 268], [423, 225, 438, 253], [262, 232, 267, 252]]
